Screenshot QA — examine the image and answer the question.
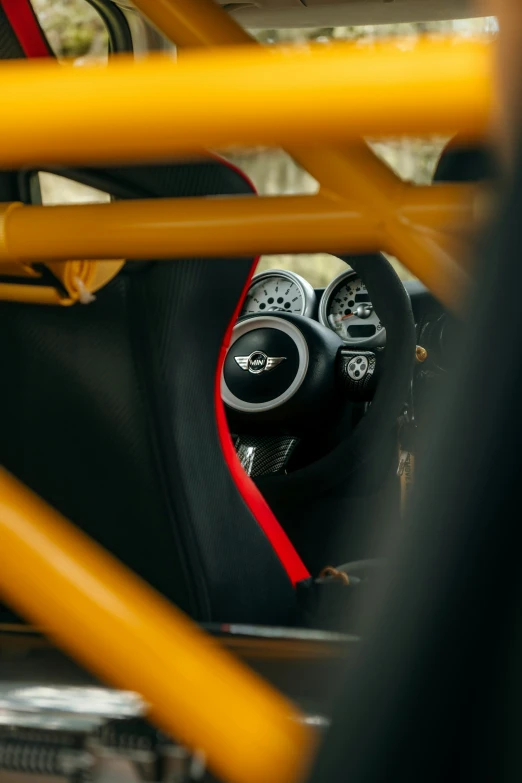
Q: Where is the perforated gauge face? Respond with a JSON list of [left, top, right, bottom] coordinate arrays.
[[319, 270, 385, 348], [240, 270, 315, 318]]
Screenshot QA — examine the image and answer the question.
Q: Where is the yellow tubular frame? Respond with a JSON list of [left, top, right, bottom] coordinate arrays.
[[0, 180, 474, 308], [0, 36, 491, 308], [132, 0, 491, 304], [0, 469, 312, 783], [0, 41, 490, 168], [0, 4, 493, 783]]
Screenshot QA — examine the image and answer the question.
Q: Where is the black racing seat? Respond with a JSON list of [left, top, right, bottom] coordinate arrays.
[[0, 4, 309, 629], [0, 158, 309, 626]]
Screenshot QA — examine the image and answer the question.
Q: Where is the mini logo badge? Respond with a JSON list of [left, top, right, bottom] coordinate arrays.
[[235, 351, 286, 375]]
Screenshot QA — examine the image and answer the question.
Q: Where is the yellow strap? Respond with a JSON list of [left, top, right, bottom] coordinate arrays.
[[47, 259, 126, 303], [0, 204, 125, 304], [0, 259, 125, 305]]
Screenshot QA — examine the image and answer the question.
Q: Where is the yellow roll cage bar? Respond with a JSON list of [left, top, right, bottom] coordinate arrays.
[[0, 1, 495, 783], [0, 36, 490, 308]]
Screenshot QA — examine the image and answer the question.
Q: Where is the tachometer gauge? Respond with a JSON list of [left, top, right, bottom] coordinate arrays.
[[240, 270, 316, 318], [319, 269, 385, 347]]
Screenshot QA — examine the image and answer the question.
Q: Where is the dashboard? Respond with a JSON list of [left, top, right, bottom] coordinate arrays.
[[239, 267, 450, 372], [240, 269, 386, 349], [240, 267, 448, 352]]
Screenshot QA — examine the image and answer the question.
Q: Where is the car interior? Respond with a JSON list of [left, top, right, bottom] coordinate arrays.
[[0, 0, 494, 632], [0, 1, 517, 782]]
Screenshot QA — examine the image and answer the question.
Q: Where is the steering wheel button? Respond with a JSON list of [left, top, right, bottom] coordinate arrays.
[[347, 354, 370, 381]]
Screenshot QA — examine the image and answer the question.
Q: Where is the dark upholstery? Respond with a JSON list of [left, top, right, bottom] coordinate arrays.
[[0, 160, 297, 625], [0, 5, 24, 59], [308, 143, 507, 782]]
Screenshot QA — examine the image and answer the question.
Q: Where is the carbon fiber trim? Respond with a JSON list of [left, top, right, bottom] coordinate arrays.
[[234, 435, 299, 477]]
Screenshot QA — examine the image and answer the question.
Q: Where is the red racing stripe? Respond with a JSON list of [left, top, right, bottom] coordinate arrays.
[[213, 156, 310, 586], [1, 0, 51, 58]]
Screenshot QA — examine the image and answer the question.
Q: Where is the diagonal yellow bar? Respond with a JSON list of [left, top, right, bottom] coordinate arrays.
[[0, 39, 492, 169], [0, 469, 312, 783], [132, 0, 250, 47], [132, 0, 489, 304]]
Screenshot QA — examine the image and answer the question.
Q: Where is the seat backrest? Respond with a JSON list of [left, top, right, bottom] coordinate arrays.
[[0, 160, 302, 625]]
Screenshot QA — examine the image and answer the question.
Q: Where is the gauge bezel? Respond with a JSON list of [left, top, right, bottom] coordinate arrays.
[[241, 269, 316, 319], [318, 268, 386, 348]]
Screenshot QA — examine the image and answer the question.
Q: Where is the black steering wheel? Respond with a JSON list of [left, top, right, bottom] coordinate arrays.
[[221, 254, 416, 502]]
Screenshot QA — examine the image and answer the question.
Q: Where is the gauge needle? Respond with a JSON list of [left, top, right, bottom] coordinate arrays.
[[333, 313, 354, 322]]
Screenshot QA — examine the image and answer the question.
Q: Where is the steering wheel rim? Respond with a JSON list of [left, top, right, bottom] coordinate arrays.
[[254, 253, 416, 500]]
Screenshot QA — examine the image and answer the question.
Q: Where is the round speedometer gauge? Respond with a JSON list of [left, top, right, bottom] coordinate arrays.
[[240, 270, 316, 319], [319, 269, 385, 347]]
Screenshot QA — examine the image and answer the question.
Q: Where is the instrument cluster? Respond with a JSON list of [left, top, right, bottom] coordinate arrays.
[[240, 268, 385, 347], [240, 270, 316, 319]]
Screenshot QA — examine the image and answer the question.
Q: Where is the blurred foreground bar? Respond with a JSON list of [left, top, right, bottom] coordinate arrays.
[[0, 470, 311, 783], [0, 39, 492, 168]]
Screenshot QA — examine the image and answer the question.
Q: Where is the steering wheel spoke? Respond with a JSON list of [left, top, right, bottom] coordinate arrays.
[[336, 347, 380, 401]]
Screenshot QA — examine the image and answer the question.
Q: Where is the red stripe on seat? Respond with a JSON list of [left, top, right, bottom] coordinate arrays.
[[214, 157, 310, 586], [1, 0, 51, 58]]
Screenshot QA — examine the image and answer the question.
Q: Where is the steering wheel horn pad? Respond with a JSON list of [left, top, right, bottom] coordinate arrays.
[[224, 323, 303, 408], [222, 314, 342, 418]]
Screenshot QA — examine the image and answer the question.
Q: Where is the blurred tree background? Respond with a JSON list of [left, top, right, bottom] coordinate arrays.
[[32, 0, 108, 58], [31, 1, 495, 285]]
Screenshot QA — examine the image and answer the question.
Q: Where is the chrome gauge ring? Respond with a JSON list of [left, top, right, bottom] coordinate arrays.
[[240, 269, 316, 319], [318, 268, 386, 348]]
